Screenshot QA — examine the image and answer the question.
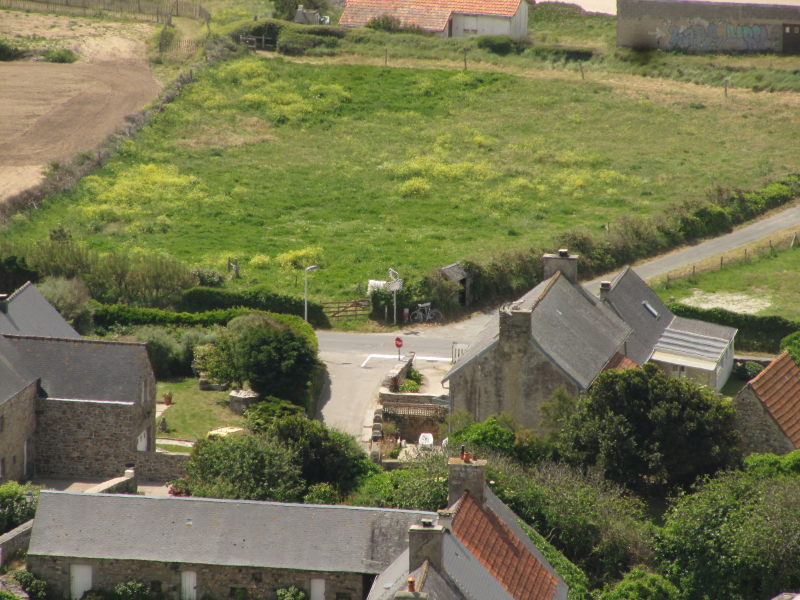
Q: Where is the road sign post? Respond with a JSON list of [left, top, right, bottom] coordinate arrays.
[[395, 336, 403, 360]]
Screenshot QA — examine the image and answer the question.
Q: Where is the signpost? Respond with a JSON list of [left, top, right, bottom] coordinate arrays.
[[395, 336, 403, 360], [388, 268, 403, 325]]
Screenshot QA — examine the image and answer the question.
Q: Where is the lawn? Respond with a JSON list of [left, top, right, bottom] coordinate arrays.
[[654, 245, 800, 322], [156, 378, 243, 441]]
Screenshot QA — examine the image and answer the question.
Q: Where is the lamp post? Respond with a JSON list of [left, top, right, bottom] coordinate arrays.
[[304, 265, 319, 322]]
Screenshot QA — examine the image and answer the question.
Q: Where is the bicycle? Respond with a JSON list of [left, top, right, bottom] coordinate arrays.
[[409, 302, 442, 324]]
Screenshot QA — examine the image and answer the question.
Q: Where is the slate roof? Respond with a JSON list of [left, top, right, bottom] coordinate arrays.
[[748, 351, 800, 447], [3, 335, 150, 402], [444, 274, 630, 390], [0, 335, 34, 401], [29, 492, 434, 574], [0, 282, 79, 339], [339, 0, 523, 31]]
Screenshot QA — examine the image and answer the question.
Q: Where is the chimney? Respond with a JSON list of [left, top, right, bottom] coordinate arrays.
[[448, 456, 486, 507], [0, 294, 7, 314], [393, 576, 429, 599], [599, 281, 612, 301], [542, 249, 578, 283], [499, 304, 532, 346], [408, 518, 444, 573]]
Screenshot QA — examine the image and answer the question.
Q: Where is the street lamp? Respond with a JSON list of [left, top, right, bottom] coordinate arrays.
[[304, 265, 319, 322]]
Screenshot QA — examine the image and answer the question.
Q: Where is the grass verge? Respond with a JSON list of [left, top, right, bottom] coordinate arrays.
[[156, 378, 242, 440]]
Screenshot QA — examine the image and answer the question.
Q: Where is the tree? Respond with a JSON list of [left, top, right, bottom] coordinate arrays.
[[597, 567, 680, 600], [0, 482, 38, 535], [560, 363, 741, 495], [450, 415, 516, 455], [37, 277, 93, 333], [183, 435, 305, 502], [0, 255, 38, 293], [656, 471, 800, 600]]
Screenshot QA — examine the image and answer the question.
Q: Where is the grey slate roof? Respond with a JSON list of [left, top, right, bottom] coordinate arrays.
[[29, 492, 434, 574], [669, 315, 736, 343], [653, 328, 731, 363], [528, 274, 630, 390], [3, 335, 150, 402], [602, 267, 670, 365], [0, 282, 79, 339], [0, 335, 33, 401]]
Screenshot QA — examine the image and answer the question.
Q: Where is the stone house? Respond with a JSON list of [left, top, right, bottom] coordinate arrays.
[[0, 282, 162, 481], [339, 0, 529, 38], [28, 492, 432, 600], [445, 251, 736, 430], [734, 351, 800, 455], [617, 0, 800, 53], [369, 457, 567, 600]]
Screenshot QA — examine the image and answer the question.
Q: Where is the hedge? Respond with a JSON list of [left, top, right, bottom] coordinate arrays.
[[94, 305, 317, 352], [667, 302, 800, 353], [176, 286, 329, 328]]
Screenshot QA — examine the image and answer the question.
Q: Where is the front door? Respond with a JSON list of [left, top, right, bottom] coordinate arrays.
[[181, 571, 197, 600], [70, 565, 92, 600], [784, 24, 800, 54]]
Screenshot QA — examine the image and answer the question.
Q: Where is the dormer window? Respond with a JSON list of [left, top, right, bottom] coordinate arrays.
[[643, 301, 659, 318]]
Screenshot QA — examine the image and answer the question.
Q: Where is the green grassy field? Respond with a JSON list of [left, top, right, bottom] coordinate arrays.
[[157, 378, 242, 440], [654, 246, 800, 321], [4, 53, 800, 301]]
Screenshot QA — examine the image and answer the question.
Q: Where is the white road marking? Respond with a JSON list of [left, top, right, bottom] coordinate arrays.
[[360, 354, 451, 368]]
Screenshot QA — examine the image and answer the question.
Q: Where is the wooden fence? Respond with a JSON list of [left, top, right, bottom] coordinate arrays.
[[0, 0, 208, 22], [231, 33, 277, 51], [321, 298, 371, 320]]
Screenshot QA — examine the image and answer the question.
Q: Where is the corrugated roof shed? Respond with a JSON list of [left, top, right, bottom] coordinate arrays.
[[749, 351, 800, 447], [29, 492, 434, 574], [339, 0, 523, 31]]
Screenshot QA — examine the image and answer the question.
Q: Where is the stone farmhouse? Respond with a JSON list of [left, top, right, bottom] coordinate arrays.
[[339, 0, 529, 38], [0, 282, 173, 482], [444, 251, 736, 431], [617, 0, 800, 53], [28, 458, 565, 600], [734, 351, 800, 455]]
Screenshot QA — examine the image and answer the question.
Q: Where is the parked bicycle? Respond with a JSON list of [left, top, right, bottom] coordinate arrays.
[[410, 302, 442, 324]]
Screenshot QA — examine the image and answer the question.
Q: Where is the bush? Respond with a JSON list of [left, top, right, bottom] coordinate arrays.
[[134, 326, 184, 379], [597, 567, 681, 600], [37, 277, 94, 333], [277, 31, 336, 56], [732, 360, 764, 381], [0, 482, 38, 534], [398, 379, 420, 393], [113, 581, 151, 600], [476, 35, 529, 55], [0, 39, 22, 61], [366, 16, 403, 32], [190, 268, 224, 287], [276, 587, 307, 600], [245, 398, 306, 431], [518, 521, 591, 600], [12, 570, 48, 600], [43, 48, 77, 63]]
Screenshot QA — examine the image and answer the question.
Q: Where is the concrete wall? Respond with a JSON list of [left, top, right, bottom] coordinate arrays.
[[734, 385, 796, 455], [0, 520, 33, 567], [450, 309, 580, 431], [0, 382, 36, 482], [450, 2, 529, 38], [617, 0, 800, 52], [28, 556, 368, 600]]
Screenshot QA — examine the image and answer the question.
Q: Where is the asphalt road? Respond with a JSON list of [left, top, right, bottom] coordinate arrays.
[[317, 202, 800, 438]]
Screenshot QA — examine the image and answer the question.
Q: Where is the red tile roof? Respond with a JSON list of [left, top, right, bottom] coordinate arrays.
[[603, 352, 638, 371], [451, 493, 559, 600], [750, 351, 800, 447], [339, 0, 523, 32]]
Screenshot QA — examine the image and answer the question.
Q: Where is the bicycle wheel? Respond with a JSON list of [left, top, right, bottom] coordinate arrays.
[[429, 309, 443, 322], [410, 310, 424, 324]]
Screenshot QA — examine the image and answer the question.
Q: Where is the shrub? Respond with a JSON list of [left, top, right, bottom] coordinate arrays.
[[597, 567, 681, 600], [0, 39, 22, 61], [303, 482, 339, 504], [398, 379, 420, 392], [476, 35, 528, 55], [277, 31, 336, 56], [190, 268, 224, 287], [0, 482, 38, 534], [732, 360, 764, 381], [37, 276, 94, 333], [113, 581, 152, 600], [366, 15, 403, 32], [276, 587, 307, 600], [43, 48, 77, 63], [245, 398, 306, 432], [12, 570, 48, 600], [134, 326, 184, 378]]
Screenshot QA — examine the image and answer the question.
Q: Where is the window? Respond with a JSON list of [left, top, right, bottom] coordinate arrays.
[[0, 458, 4, 479], [0, 415, 4, 432], [642, 301, 659, 318], [150, 582, 162, 595]]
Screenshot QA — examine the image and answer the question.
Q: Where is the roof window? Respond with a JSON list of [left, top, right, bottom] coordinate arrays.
[[643, 301, 659, 318]]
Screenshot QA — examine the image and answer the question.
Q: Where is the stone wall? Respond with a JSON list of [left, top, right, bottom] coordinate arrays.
[[734, 386, 795, 455], [0, 382, 36, 482], [84, 470, 137, 495], [0, 520, 33, 566], [382, 414, 445, 444], [28, 556, 369, 600], [132, 451, 188, 482], [617, 0, 800, 52]]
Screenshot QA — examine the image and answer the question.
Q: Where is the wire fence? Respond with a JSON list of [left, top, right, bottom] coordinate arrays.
[[0, 0, 208, 23]]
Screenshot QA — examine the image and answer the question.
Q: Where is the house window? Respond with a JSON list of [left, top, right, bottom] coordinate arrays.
[[642, 301, 659, 318], [150, 582, 162, 595], [0, 415, 4, 432]]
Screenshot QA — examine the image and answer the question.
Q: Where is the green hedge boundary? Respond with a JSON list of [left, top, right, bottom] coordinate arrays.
[[667, 302, 799, 353], [175, 286, 329, 328], [94, 304, 318, 352]]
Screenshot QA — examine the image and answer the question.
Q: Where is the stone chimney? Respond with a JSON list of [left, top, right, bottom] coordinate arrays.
[[408, 518, 444, 572], [542, 248, 578, 283], [599, 281, 612, 301], [393, 577, 429, 599], [499, 304, 532, 346], [0, 294, 7, 314], [448, 456, 486, 507]]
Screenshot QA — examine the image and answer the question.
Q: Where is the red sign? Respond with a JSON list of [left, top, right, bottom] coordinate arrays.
[[395, 337, 403, 348]]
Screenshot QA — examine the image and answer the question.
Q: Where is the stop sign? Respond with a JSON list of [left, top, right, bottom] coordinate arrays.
[[395, 337, 403, 348]]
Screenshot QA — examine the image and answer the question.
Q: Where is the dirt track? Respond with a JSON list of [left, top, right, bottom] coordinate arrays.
[[0, 13, 162, 200]]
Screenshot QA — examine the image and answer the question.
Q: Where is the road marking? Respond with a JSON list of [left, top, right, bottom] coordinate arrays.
[[360, 354, 452, 368]]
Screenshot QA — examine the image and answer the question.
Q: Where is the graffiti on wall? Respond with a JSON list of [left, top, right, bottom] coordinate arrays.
[[653, 21, 770, 51]]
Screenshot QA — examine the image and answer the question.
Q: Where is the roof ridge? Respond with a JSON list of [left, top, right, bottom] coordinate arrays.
[[5, 281, 33, 302], [3, 333, 146, 348], [530, 271, 561, 313]]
